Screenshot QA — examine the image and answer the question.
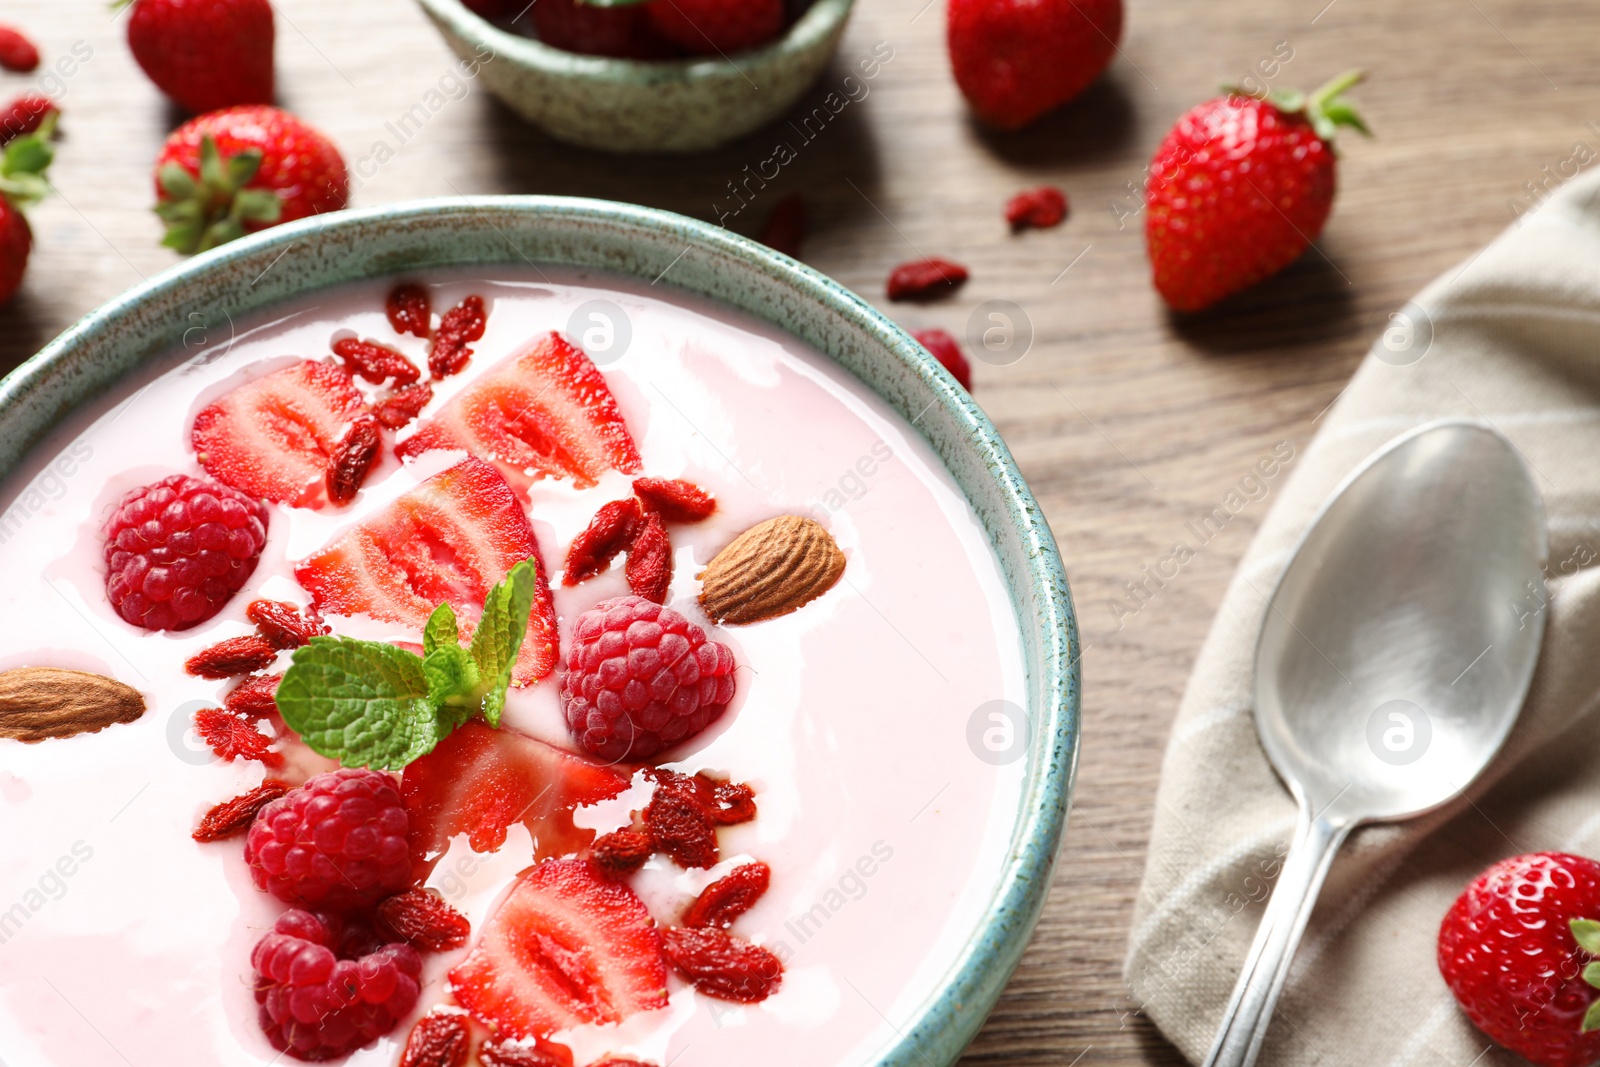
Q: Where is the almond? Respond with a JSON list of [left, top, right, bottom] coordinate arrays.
[[698, 516, 845, 625], [0, 667, 147, 742]]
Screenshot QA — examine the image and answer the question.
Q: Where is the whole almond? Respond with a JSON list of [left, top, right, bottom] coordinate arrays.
[[0, 667, 147, 742], [699, 516, 846, 625]]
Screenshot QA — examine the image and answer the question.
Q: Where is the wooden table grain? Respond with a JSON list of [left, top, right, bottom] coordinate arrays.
[[6, 0, 1598, 1062]]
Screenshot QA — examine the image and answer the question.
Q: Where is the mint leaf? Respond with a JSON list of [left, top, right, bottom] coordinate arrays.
[[469, 558, 537, 728], [276, 637, 441, 769], [423, 601, 459, 657]]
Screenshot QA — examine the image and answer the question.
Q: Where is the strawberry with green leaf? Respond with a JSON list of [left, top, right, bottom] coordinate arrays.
[[154, 105, 347, 254], [0, 112, 57, 306]]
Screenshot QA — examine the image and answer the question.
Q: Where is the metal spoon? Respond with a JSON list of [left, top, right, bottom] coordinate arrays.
[[1202, 419, 1548, 1067]]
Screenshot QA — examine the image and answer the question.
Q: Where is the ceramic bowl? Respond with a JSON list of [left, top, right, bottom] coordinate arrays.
[[1, 196, 1079, 1066], [414, 0, 854, 153]]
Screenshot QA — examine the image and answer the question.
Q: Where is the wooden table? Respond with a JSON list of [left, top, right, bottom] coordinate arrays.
[[6, 0, 1597, 1062]]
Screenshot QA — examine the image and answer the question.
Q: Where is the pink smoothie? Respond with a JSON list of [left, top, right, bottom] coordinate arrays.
[[0, 270, 1028, 1067]]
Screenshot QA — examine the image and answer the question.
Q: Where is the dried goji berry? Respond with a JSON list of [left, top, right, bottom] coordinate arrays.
[[683, 862, 770, 929], [387, 282, 432, 338], [661, 926, 783, 1002], [632, 477, 715, 523], [563, 498, 643, 586], [192, 779, 288, 842], [333, 337, 421, 386], [429, 295, 487, 378], [1004, 186, 1068, 231], [377, 889, 472, 951], [886, 257, 969, 302], [374, 381, 433, 429], [625, 512, 672, 603], [326, 415, 382, 505], [186, 635, 277, 678]]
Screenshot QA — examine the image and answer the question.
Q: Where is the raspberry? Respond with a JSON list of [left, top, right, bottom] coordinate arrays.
[[912, 328, 973, 391], [192, 779, 289, 842], [194, 706, 282, 767], [376, 888, 471, 951], [560, 596, 737, 762], [374, 382, 433, 430], [248, 601, 326, 650], [1004, 185, 1068, 231], [624, 513, 672, 603], [252, 909, 421, 1061], [386, 283, 432, 338], [886, 257, 969, 302], [631, 478, 715, 523], [245, 768, 413, 911], [683, 862, 770, 929], [326, 415, 382, 506], [429, 295, 487, 379], [400, 1012, 470, 1067], [226, 672, 282, 718], [591, 828, 652, 880], [563, 498, 643, 586], [0, 26, 39, 73], [661, 926, 783, 1002], [0, 93, 55, 144], [103, 474, 269, 631], [187, 634, 279, 678], [333, 338, 421, 386], [758, 192, 805, 259]]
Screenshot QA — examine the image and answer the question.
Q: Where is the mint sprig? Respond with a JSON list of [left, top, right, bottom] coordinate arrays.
[[276, 559, 539, 769]]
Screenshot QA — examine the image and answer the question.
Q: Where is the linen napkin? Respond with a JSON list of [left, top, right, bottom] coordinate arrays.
[[1125, 165, 1600, 1067]]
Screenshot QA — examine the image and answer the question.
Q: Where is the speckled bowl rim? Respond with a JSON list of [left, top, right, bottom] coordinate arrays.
[[1, 196, 1079, 1067], [414, 0, 854, 83]]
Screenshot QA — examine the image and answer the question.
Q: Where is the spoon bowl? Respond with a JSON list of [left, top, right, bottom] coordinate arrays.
[[1204, 419, 1548, 1067]]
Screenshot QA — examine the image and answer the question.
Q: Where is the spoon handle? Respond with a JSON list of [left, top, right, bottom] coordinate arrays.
[[1201, 811, 1353, 1067]]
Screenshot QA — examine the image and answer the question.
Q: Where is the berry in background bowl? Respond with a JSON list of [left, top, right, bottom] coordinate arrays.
[[413, 0, 855, 152], [0, 198, 1077, 1067]]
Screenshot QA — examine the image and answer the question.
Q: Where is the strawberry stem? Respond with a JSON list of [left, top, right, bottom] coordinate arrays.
[[154, 134, 283, 256], [0, 111, 55, 211]]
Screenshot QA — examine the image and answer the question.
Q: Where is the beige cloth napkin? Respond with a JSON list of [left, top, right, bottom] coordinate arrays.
[[1125, 166, 1600, 1066]]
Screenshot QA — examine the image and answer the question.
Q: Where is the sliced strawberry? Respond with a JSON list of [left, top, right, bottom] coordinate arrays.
[[192, 360, 368, 508], [397, 332, 642, 491], [449, 857, 668, 1039], [402, 721, 629, 876], [292, 457, 559, 683]]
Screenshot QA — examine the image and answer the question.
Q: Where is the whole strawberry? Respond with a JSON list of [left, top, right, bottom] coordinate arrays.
[[121, 0, 274, 114], [1146, 71, 1369, 312], [0, 116, 57, 307], [645, 0, 784, 54], [947, 0, 1122, 130], [154, 105, 348, 254], [1438, 852, 1600, 1067]]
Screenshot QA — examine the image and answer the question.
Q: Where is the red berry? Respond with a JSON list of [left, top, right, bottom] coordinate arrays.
[[661, 927, 782, 1003], [886, 257, 969, 302], [398, 331, 642, 492], [643, 775, 719, 869], [449, 858, 668, 1038], [912, 328, 972, 390], [333, 337, 421, 386], [225, 672, 282, 718], [192, 779, 289, 842], [103, 474, 269, 631], [560, 596, 738, 762], [948, 0, 1121, 129], [591, 828, 653, 880], [429, 295, 487, 379], [326, 415, 383, 506], [0, 93, 56, 144], [532, 0, 670, 58], [399, 1012, 470, 1067], [155, 107, 347, 254], [683, 862, 770, 929], [186, 634, 279, 678], [1439, 852, 1600, 1067], [564, 498, 643, 586], [252, 909, 421, 1061], [644, 0, 783, 54], [192, 360, 368, 508], [295, 458, 561, 686], [707, 778, 757, 825], [1146, 73, 1368, 312], [479, 1037, 576, 1067], [194, 705, 282, 767], [376, 889, 472, 951], [632, 478, 715, 523], [758, 192, 805, 258], [386, 283, 432, 338], [125, 0, 272, 113], [0, 25, 39, 73], [1004, 185, 1068, 231], [245, 768, 412, 911], [0, 194, 30, 308], [374, 382, 434, 430], [624, 512, 672, 604], [247, 600, 326, 650]]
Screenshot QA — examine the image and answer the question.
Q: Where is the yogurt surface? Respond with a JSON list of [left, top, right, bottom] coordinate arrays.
[[0, 269, 1028, 1067]]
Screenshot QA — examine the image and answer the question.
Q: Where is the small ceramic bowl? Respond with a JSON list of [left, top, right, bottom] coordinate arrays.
[[415, 0, 855, 153], [2, 197, 1079, 1067]]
